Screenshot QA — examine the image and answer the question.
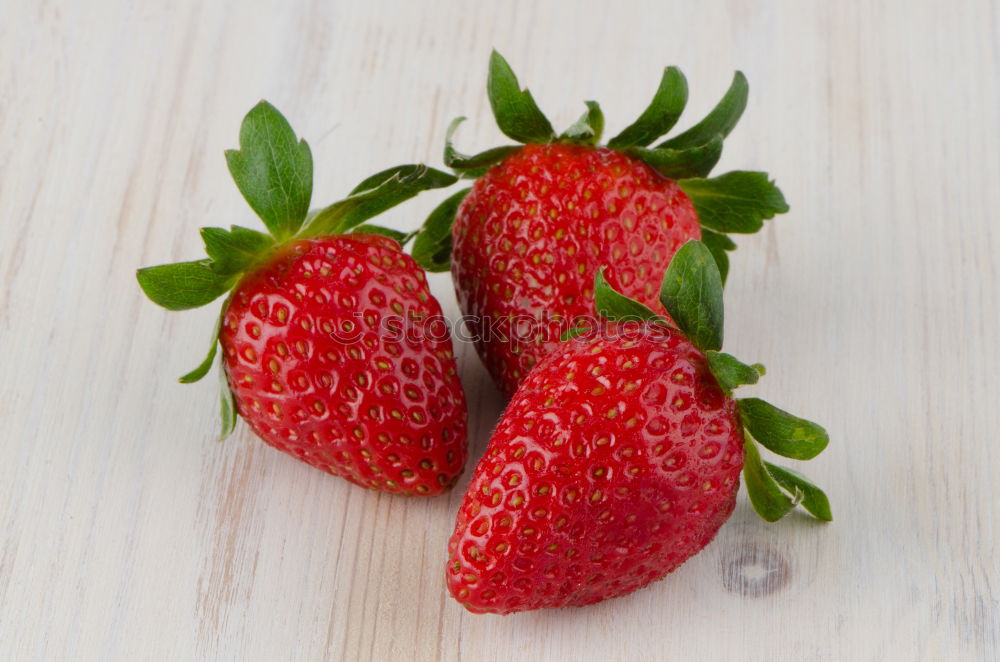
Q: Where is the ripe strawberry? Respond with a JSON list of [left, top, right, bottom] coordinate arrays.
[[446, 241, 830, 613], [450, 143, 700, 393], [411, 51, 789, 395], [138, 101, 466, 495], [218, 235, 467, 493]]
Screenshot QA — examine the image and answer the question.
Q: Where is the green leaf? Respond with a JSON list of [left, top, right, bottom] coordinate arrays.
[[218, 362, 237, 441], [607, 66, 688, 149], [707, 351, 762, 392], [742, 437, 796, 522], [658, 71, 748, 150], [351, 224, 413, 245], [658, 240, 724, 351], [201, 225, 275, 275], [178, 301, 228, 384], [136, 260, 235, 311], [303, 165, 457, 237], [560, 101, 604, 145], [347, 164, 438, 195], [628, 135, 723, 180], [411, 188, 471, 272], [487, 50, 556, 144], [594, 268, 661, 322], [179, 341, 217, 384], [764, 462, 832, 521], [738, 398, 829, 460], [560, 326, 593, 341], [224, 101, 313, 240], [443, 117, 520, 177], [679, 171, 789, 234], [699, 228, 736, 285]]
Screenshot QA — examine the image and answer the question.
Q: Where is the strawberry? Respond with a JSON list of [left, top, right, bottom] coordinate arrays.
[[446, 241, 830, 613], [410, 52, 789, 395], [138, 102, 467, 495]]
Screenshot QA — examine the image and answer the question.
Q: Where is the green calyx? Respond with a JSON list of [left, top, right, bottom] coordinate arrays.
[[136, 101, 456, 438], [574, 240, 831, 523], [427, 50, 789, 280], [560, 100, 605, 145], [443, 117, 521, 179], [411, 188, 471, 272], [678, 172, 788, 234], [224, 101, 314, 242], [138, 102, 455, 315], [487, 50, 556, 144]]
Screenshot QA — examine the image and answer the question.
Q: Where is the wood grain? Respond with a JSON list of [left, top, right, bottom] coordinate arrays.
[[1, 0, 998, 659]]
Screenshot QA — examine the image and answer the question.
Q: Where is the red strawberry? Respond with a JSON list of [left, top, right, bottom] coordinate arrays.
[[410, 51, 788, 396], [219, 235, 466, 494], [451, 142, 700, 393], [446, 241, 830, 613], [138, 101, 466, 495], [447, 323, 741, 612]]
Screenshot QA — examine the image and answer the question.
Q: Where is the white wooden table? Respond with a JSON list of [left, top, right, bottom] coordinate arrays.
[[2, 1, 998, 659]]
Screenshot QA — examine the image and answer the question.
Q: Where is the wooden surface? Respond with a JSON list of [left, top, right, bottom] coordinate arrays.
[[2, 0, 998, 659]]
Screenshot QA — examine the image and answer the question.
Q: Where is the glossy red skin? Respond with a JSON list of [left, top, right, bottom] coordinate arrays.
[[446, 323, 744, 613], [219, 235, 467, 495], [451, 143, 701, 396]]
